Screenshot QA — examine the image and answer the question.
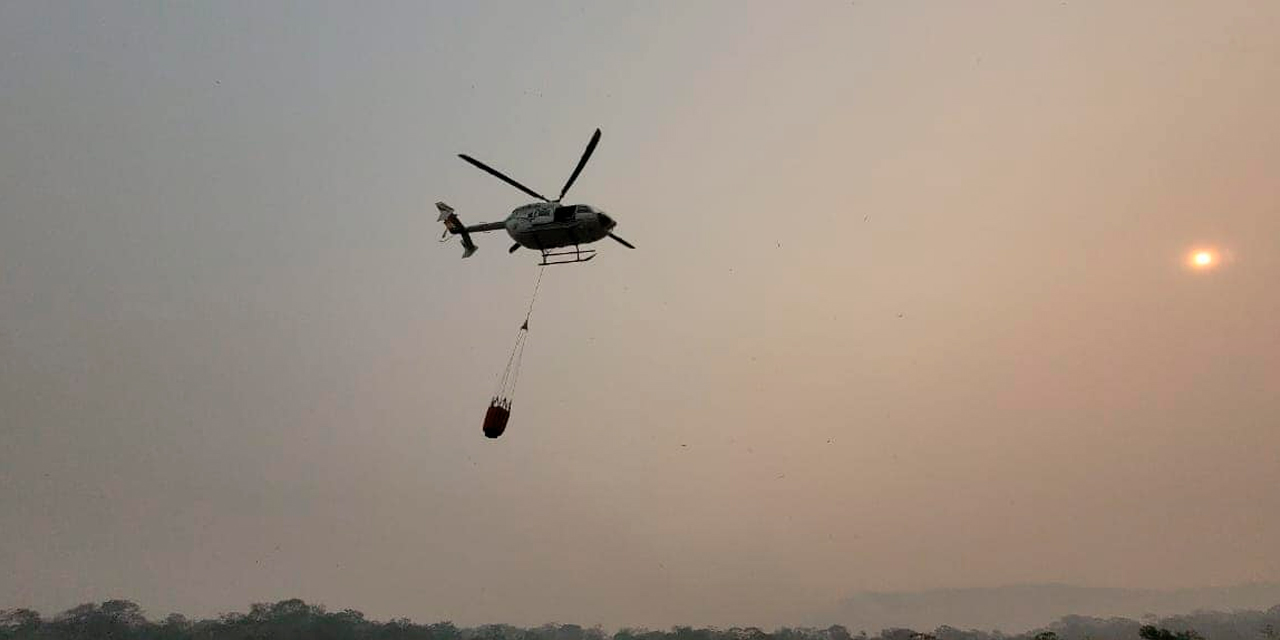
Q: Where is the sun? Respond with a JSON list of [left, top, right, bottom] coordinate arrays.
[[1186, 248, 1221, 271]]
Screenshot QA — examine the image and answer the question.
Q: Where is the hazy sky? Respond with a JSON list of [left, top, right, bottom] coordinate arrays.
[[3, 0, 1279, 630]]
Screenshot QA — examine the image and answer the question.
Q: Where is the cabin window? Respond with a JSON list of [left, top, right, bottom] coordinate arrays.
[[553, 205, 577, 222]]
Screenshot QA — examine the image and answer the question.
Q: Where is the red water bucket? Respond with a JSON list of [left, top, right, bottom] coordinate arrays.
[[483, 402, 511, 438]]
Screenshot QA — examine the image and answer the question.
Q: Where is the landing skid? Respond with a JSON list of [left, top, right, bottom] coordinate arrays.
[[539, 245, 596, 266]]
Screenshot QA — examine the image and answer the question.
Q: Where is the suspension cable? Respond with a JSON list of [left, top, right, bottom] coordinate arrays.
[[492, 266, 546, 403], [524, 265, 545, 325]]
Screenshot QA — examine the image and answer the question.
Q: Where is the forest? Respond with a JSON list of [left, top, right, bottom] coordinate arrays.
[[3, 599, 1279, 640]]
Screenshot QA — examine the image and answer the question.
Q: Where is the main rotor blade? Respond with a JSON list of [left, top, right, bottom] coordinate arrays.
[[558, 128, 601, 202], [458, 154, 549, 202], [607, 233, 635, 249]]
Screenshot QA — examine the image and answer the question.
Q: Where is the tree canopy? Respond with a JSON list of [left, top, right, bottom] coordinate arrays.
[[2, 600, 1278, 640]]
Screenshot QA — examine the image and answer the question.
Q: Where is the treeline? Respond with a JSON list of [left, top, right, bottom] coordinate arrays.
[[2, 599, 1279, 640]]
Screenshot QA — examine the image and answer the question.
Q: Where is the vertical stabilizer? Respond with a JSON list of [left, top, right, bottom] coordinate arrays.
[[436, 202, 478, 258]]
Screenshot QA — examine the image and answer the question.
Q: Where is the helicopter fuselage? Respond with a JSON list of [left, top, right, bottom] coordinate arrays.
[[504, 202, 616, 250], [437, 127, 632, 263]]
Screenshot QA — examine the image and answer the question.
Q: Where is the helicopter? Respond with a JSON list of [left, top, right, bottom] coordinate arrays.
[[437, 128, 634, 265]]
